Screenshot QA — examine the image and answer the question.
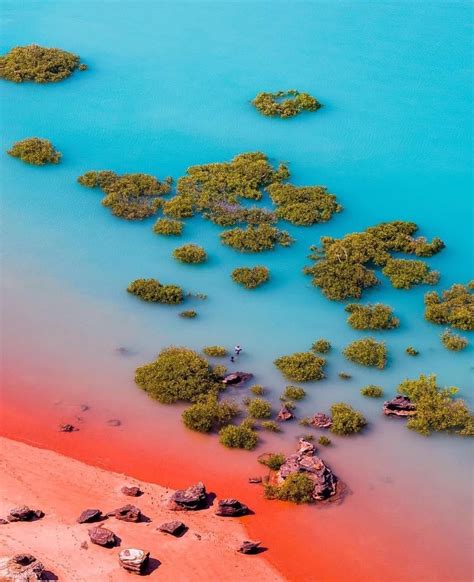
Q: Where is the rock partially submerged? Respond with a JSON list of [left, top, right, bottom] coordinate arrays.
[[237, 540, 262, 555], [0, 554, 44, 581], [118, 548, 149, 575], [309, 412, 333, 429], [277, 405, 294, 421], [121, 486, 142, 497], [6, 506, 43, 522], [158, 520, 186, 536], [88, 525, 117, 547], [215, 498, 249, 517], [77, 508, 103, 524], [222, 372, 253, 386], [169, 482, 207, 511], [248, 477, 262, 484], [383, 395, 416, 417], [107, 504, 141, 522], [276, 439, 337, 501], [106, 419, 122, 427]]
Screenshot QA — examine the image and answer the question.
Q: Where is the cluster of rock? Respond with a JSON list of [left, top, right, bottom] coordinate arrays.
[[277, 405, 294, 421], [215, 499, 248, 517], [3, 506, 43, 523], [308, 413, 333, 428], [383, 396, 416, 417], [0, 554, 45, 581], [119, 549, 149, 574], [168, 481, 207, 510], [276, 439, 338, 501]]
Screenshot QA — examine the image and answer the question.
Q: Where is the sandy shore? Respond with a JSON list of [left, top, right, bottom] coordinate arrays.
[[0, 437, 283, 581]]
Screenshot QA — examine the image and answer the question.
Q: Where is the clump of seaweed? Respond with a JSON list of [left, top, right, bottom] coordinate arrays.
[[252, 90, 321, 119]]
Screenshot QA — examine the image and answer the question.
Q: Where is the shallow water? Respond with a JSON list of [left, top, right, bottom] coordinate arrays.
[[1, 1, 473, 581]]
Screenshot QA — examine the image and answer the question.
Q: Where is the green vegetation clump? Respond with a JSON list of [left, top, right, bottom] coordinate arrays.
[[182, 394, 239, 433], [274, 352, 326, 382], [304, 221, 443, 300], [202, 346, 227, 357], [267, 183, 342, 226], [179, 310, 196, 318], [231, 266, 269, 289], [221, 224, 293, 253], [0, 44, 83, 83], [135, 346, 221, 404], [345, 303, 399, 330], [424, 282, 474, 331], [219, 423, 258, 450], [153, 218, 183, 236], [343, 338, 387, 369], [406, 346, 419, 356], [338, 372, 352, 380], [163, 194, 195, 218], [330, 403, 367, 435], [318, 436, 331, 446], [397, 374, 473, 436], [173, 244, 207, 264], [250, 385, 265, 395], [441, 330, 468, 351], [258, 453, 286, 470], [7, 138, 61, 165], [360, 385, 383, 398], [265, 473, 315, 504], [311, 339, 331, 354], [281, 386, 306, 401], [77, 171, 171, 220], [246, 397, 272, 419], [252, 90, 321, 119], [261, 420, 281, 432], [127, 278, 183, 304]]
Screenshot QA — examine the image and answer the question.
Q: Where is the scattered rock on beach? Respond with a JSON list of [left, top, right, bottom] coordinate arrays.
[[59, 423, 77, 432], [77, 508, 103, 524], [309, 413, 333, 429], [121, 485, 142, 497], [107, 504, 141, 522], [0, 519, 8, 525], [6, 506, 43, 522], [158, 520, 186, 536], [237, 540, 262, 555], [383, 395, 416, 417], [169, 482, 207, 511], [222, 372, 253, 386], [118, 548, 149, 575], [277, 405, 294, 421], [0, 554, 45, 581], [215, 498, 249, 517], [88, 525, 117, 547]]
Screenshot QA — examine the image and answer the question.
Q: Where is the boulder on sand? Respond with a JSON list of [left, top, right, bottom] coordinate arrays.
[[6, 506, 43, 522], [107, 504, 141, 522], [215, 498, 249, 517], [121, 486, 142, 497], [88, 525, 117, 547], [0, 554, 45, 581], [169, 482, 207, 510], [237, 540, 262, 555], [158, 521, 186, 536], [277, 405, 294, 421], [77, 508, 103, 524], [222, 372, 253, 386], [383, 395, 416, 417], [118, 548, 149, 575]]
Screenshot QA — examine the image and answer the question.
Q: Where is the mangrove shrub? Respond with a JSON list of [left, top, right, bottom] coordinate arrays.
[[231, 266, 270, 289], [7, 137, 61, 165], [330, 402, 367, 435], [343, 338, 387, 369], [173, 244, 207, 264], [274, 352, 326, 381], [424, 282, 474, 331], [441, 330, 468, 351], [219, 423, 259, 450], [221, 224, 293, 252], [153, 218, 183, 236], [252, 90, 321, 119], [345, 303, 399, 330], [127, 278, 183, 304]]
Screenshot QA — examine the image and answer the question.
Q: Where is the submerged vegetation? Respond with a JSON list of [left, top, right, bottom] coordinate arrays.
[[330, 403, 367, 435], [173, 243, 207, 264], [0, 44, 84, 83], [343, 338, 387, 369], [7, 138, 61, 165], [179, 310, 197, 318], [153, 218, 183, 236], [406, 346, 419, 356], [127, 278, 183, 304], [318, 436, 331, 446], [424, 282, 474, 331], [441, 330, 468, 351], [360, 385, 383, 398], [231, 266, 270, 288], [311, 339, 331, 354], [252, 90, 321, 119], [345, 303, 399, 330], [274, 352, 326, 382], [221, 224, 293, 252], [219, 423, 258, 450]]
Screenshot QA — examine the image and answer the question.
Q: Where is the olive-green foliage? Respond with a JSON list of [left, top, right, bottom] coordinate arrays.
[[221, 224, 293, 252], [318, 436, 331, 446], [173, 244, 207, 264], [274, 352, 326, 382], [77, 171, 171, 220], [213, 364, 228, 378], [179, 310, 197, 318], [252, 90, 321, 119], [281, 386, 306, 401], [247, 397, 272, 419], [311, 339, 331, 354], [265, 473, 315, 504], [345, 303, 399, 330], [127, 278, 183, 304], [424, 282, 474, 331], [397, 374, 473, 436], [406, 346, 419, 356], [343, 338, 387, 369], [153, 218, 183, 236], [250, 385, 265, 395], [218, 423, 259, 450], [0, 45, 82, 83], [360, 385, 383, 398], [330, 402, 367, 435], [182, 394, 240, 433], [441, 330, 468, 351], [267, 184, 342, 226], [202, 346, 228, 357], [338, 372, 352, 380], [135, 346, 221, 404], [261, 420, 281, 432], [258, 453, 286, 470], [7, 138, 61, 165], [163, 194, 195, 218], [204, 204, 277, 227], [231, 266, 270, 289], [304, 221, 443, 300]]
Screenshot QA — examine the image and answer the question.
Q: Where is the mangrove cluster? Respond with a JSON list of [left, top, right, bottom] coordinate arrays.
[[441, 330, 468, 351], [330, 403, 367, 435], [424, 282, 474, 331], [7, 138, 61, 165], [173, 244, 207, 264], [127, 278, 183, 304], [231, 266, 270, 289], [345, 303, 399, 330], [274, 351, 326, 381], [252, 90, 321, 119], [343, 338, 387, 369]]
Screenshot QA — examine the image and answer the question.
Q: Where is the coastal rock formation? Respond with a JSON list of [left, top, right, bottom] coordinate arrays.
[[237, 540, 262, 555], [222, 372, 253, 386], [277, 405, 294, 421], [276, 439, 337, 501], [107, 504, 141, 522], [158, 521, 186, 536], [383, 395, 416, 417], [118, 549, 149, 575], [121, 486, 142, 497], [88, 525, 117, 547], [169, 482, 207, 510], [215, 499, 249, 517], [0, 554, 44, 581], [77, 508, 103, 523], [309, 413, 333, 429], [6, 506, 43, 522]]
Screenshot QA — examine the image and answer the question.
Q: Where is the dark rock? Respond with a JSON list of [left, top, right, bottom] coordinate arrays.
[[248, 477, 262, 484], [158, 520, 186, 536], [383, 395, 416, 417], [80, 404, 90, 412], [88, 525, 117, 547], [237, 540, 262, 555], [118, 548, 149, 574], [107, 504, 141, 522], [106, 419, 122, 427], [222, 372, 253, 386], [309, 413, 333, 429], [215, 498, 249, 517], [169, 482, 207, 510], [121, 486, 142, 497], [77, 508, 103, 524], [0, 518, 8, 524], [6, 506, 43, 522], [0, 554, 44, 580], [59, 423, 77, 432], [277, 405, 294, 421]]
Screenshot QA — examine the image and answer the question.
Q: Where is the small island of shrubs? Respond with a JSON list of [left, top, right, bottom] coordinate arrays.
[[406, 346, 419, 356], [343, 338, 387, 369], [265, 473, 315, 504], [153, 218, 183, 236], [127, 278, 183, 304], [173, 244, 207, 264], [330, 402, 367, 435], [202, 346, 228, 357], [360, 385, 383, 398], [182, 394, 239, 433], [274, 351, 326, 381], [252, 90, 321, 119], [441, 330, 468, 351], [219, 423, 258, 450], [246, 397, 272, 419], [345, 303, 399, 330], [7, 138, 61, 165], [281, 386, 306, 401], [221, 224, 293, 252], [424, 282, 474, 331], [311, 339, 331, 353], [231, 266, 270, 289]]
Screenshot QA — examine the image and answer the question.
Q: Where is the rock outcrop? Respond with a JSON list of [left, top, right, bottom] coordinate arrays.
[[158, 521, 186, 536], [277, 405, 294, 421], [237, 540, 262, 555], [309, 413, 333, 428], [121, 486, 142, 497], [222, 372, 253, 386], [77, 508, 103, 523], [0, 554, 45, 581], [169, 482, 207, 510], [215, 498, 249, 517], [6, 506, 43, 522], [383, 395, 416, 417], [88, 525, 117, 547], [118, 549, 149, 575], [107, 504, 141, 522]]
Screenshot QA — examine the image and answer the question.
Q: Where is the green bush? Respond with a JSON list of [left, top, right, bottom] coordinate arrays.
[[424, 283, 474, 331], [360, 385, 383, 398], [281, 386, 306, 401], [261, 420, 281, 432], [182, 394, 239, 433], [382, 258, 439, 289], [258, 453, 286, 470], [202, 346, 227, 357], [173, 243, 207, 264], [231, 266, 270, 289], [153, 218, 183, 236], [338, 372, 352, 380], [135, 346, 221, 404], [441, 330, 468, 351], [179, 310, 197, 318], [318, 436, 331, 446], [343, 338, 387, 369], [77, 170, 117, 189], [274, 352, 326, 382], [127, 278, 183, 304], [221, 224, 293, 252], [7, 138, 61, 165], [250, 385, 265, 395], [252, 90, 322, 118], [330, 402, 367, 435], [0, 44, 83, 83], [219, 423, 258, 450], [345, 303, 399, 330], [265, 473, 315, 504], [311, 339, 331, 353], [247, 397, 272, 419], [406, 346, 419, 356]]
